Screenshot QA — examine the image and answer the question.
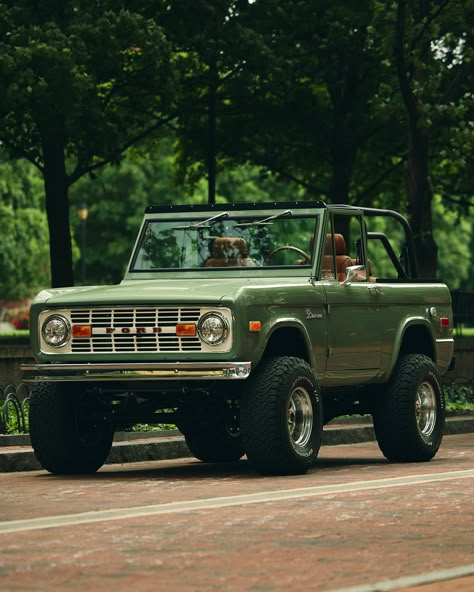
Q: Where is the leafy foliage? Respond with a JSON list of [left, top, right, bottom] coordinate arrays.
[[69, 134, 308, 284], [444, 380, 474, 415], [0, 1, 472, 292], [0, 1, 176, 287], [0, 155, 50, 299]]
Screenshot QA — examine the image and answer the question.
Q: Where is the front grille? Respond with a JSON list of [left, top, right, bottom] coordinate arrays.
[[70, 307, 202, 353]]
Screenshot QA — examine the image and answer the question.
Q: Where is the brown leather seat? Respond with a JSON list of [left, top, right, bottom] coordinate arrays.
[[322, 234, 353, 281], [204, 237, 255, 267]]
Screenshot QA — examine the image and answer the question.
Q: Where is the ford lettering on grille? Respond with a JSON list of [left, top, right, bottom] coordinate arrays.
[[92, 327, 164, 334], [69, 307, 202, 353]]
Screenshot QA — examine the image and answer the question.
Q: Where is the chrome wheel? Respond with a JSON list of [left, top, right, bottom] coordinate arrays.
[[416, 380, 437, 441], [373, 354, 444, 463], [241, 356, 322, 475], [288, 387, 313, 448]]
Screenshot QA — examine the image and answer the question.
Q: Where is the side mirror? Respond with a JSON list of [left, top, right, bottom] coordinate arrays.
[[341, 265, 366, 286]]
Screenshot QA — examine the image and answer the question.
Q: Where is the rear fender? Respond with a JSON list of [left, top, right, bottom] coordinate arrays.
[[385, 318, 436, 378]]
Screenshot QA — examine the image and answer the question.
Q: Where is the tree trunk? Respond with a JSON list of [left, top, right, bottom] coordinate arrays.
[[328, 95, 355, 240], [331, 164, 351, 240], [329, 162, 352, 205], [327, 70, 358, 208], [404, 129, 438, 278], [207, 60, 218, 205], [395, 0, 438, 278], [41, 131, 74, 288]]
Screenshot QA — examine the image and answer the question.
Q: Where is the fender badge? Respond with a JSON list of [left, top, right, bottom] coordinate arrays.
[[305, 308, 322, 320]]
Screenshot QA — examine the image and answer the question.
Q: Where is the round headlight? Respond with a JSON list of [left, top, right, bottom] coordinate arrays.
[[41, 315, 71, 347], [197, 313, 228, 346]]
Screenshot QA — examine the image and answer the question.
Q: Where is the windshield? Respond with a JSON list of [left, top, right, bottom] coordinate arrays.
[[131, 210, 320, 271]]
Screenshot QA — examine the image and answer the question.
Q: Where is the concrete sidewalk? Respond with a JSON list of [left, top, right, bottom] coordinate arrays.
[[1, 417, 473, 473]]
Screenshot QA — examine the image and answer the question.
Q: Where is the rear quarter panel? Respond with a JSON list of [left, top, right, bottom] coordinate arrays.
[[375, 282, 454, 379]]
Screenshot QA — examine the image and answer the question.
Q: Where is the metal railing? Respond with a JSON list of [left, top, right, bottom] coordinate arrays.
[[0, 384, 30, 435]]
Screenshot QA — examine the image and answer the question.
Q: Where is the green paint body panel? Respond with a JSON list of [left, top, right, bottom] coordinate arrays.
[[24, 202, 454, 388]]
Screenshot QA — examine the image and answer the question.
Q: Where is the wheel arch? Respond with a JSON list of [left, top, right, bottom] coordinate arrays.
[[387, 319, 436, 378], [257, 322, 314, 371]]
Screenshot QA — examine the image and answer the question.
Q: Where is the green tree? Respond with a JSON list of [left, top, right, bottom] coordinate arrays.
[[155, 0, 271, 203], [0, 1, 175, 287], [176, 0, 407, 210], [69, 136, 186, 285], [164, 0, 473, 279], [0, 155, 50, 299], [69, 132, 307, 285], [433, 195, 473, 291], [378, 0, 474, 276]]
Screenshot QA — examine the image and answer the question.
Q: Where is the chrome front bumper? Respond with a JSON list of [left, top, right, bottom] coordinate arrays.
[[21, 362, 252, 382]]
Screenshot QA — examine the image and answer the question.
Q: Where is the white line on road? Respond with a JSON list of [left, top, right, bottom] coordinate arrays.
[[325, 563, 474, 592], [1, 468, 473, 534]]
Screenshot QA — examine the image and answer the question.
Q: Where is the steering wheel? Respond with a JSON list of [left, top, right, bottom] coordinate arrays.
[[268, 246, 311, 263]]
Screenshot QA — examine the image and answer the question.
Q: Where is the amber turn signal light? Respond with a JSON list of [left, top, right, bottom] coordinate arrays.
[[249, 321, 262, 332], [72, 325, 92, 338], [176, 324, 197, 336]]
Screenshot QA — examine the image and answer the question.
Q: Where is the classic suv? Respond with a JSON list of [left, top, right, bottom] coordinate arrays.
[[22, 201, 455, 475]]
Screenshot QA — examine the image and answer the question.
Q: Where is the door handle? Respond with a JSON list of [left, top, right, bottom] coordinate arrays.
[[368, 285, 382, 295]]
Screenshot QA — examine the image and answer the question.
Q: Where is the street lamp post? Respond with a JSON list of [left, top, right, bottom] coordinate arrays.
[[77, 202, 89, 284]]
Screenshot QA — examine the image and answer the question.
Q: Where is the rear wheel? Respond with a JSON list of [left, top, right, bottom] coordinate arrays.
[[181, 398, 244, 462], [241, 356, 322, 475], [373, 354, 445, 462], [29, 382, 114, 474]]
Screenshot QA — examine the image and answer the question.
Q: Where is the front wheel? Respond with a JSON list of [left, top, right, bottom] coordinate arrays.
[[241, 356, 322, 475], [373, 354, 445, 462], [29, 382, 114, 474]]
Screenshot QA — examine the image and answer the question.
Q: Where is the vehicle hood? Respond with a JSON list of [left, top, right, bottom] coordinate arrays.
[[32, 277, 283, 308]]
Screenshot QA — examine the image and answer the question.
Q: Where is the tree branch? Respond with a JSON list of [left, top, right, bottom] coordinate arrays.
[[409, 0, 454, 52], [355, 157, 407, 202], [441, 194, 474, 209], [0, 140, 44, 174], [67, 113, 177, 185], [439, 60, 474, 104], [260, 162, 328, 197]]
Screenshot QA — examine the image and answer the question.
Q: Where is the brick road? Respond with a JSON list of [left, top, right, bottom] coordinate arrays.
[[1, 433, 473, 592]]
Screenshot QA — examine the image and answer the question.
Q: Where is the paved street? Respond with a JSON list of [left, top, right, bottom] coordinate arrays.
[[1, 433, 473, 592]]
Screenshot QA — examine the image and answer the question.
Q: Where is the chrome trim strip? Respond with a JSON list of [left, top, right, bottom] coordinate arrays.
[[21, 362, 251, 382]]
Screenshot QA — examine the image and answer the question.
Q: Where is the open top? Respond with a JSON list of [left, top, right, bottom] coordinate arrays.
[[127, 201, 419, 281]]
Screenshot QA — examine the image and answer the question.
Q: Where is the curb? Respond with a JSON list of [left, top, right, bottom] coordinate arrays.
[[0, 418, 473, 473]]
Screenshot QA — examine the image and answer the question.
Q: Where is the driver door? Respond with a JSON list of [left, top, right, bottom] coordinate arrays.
[[321, 213, 383, 385]]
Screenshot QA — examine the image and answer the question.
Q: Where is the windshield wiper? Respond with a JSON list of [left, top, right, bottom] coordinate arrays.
[[234, 209, 292, 228], [173, 211, 229, 230]]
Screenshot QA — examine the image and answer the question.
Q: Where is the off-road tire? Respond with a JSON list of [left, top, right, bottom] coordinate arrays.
[[241, 356, 322, 475], [184, 426, 244, 462], [373, 354, 445, 462], [29, 382, 114, 474]]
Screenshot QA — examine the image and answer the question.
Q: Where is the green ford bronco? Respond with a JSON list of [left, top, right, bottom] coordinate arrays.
[[22, 201, 455, 475]]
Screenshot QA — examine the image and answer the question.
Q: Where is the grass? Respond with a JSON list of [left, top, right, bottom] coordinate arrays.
[[454, 327, 474, 339], [130, 423, 177, 432], [0, 330, 30, 345]]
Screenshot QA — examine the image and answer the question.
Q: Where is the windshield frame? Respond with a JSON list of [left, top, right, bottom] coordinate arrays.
[[126, 202, 326, 278]]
